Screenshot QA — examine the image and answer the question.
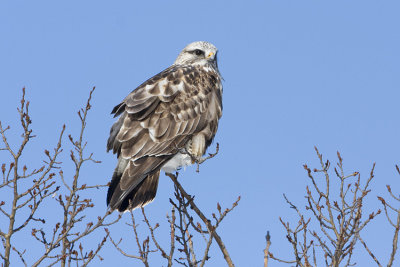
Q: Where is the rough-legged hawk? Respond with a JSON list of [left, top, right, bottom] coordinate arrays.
[[107, 41, 223, 212]]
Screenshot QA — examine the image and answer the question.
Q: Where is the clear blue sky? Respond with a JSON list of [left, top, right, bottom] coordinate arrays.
[[1, 0, 400, 266]]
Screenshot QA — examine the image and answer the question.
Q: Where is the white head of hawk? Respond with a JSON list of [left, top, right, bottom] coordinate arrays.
[[107, 41, 223, 212]]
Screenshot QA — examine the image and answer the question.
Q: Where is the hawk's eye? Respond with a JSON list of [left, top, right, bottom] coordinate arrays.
[[194, 49, 204, 56]]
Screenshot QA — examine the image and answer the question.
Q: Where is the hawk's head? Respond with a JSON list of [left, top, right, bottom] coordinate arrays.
[[174, 41, 218, 68]]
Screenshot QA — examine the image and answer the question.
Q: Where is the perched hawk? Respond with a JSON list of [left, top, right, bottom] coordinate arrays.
[[106, 41, 223, 212]]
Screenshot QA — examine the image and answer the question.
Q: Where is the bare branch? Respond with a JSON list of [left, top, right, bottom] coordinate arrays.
[[167, 172, 237, 267], [264, 231, 271, 267], [268, 148, 379, 266]]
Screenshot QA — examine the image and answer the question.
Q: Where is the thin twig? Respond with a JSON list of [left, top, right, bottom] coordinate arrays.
[[167, 172, 236, 267]]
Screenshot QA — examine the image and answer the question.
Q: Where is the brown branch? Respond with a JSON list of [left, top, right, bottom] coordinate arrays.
[[264, 231, 271, 267], [167, 207, 176, 267], [0, 88, 66, 267], [388, 207, 400, 267], [269, 148, 380, 266], [199, 230, 214, 267], [11, 246, 27, 267], [376, 165, 400, 267], [107, 228, 146, 261], [358, 235, 382, 267], [30, 87, 120, 266], [167, 172, 236, 267], [141, 207, 170, 262]]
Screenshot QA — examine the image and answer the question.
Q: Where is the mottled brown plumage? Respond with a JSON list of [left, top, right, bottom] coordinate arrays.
[[107, 41, 222, 212]]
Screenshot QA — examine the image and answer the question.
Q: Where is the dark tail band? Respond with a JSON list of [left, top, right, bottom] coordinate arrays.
[[107, 170, 160, 212]]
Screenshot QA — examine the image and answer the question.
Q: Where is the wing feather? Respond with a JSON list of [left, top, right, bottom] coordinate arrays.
[[107, 64, 223, 211], [110, 66, 221, 157]]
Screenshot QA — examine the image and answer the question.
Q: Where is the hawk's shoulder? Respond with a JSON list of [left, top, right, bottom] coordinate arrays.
[[111, 64, 222, 118]]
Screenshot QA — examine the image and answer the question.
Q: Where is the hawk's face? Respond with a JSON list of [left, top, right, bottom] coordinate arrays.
[[174, 41, 218, 68]]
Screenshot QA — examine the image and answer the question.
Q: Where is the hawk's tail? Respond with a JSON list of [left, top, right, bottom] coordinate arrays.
[[107, 169, 160, 212]]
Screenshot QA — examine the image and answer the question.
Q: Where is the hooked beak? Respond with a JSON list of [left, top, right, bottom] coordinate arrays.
[[207, 52, 215, 60]]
